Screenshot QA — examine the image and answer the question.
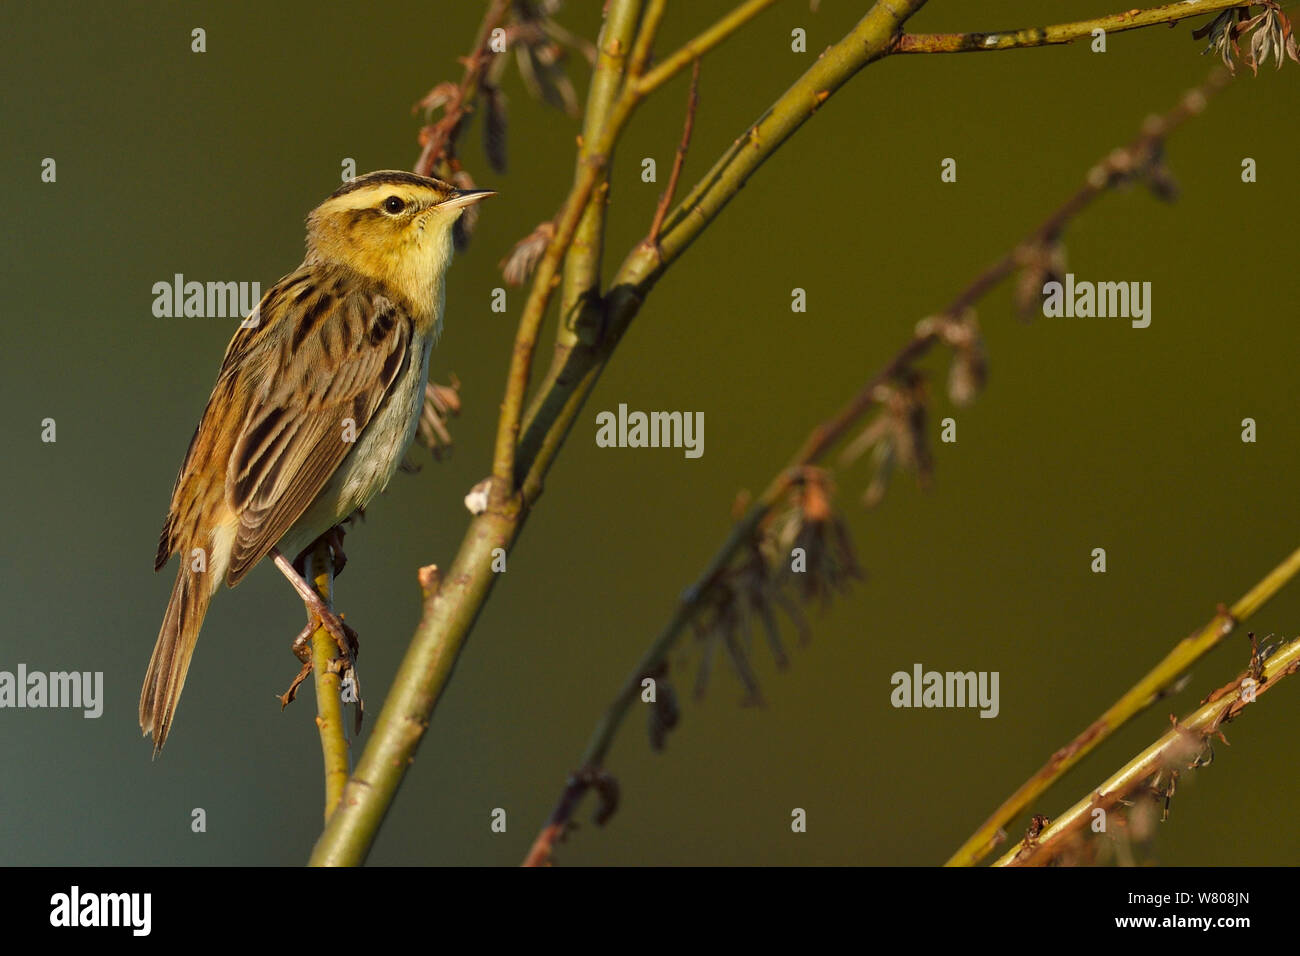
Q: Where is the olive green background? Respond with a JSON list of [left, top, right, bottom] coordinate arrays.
[[1, 0, 1297, 866]]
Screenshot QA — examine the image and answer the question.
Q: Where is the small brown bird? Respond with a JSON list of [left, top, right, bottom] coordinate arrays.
[[142, 171, 494, 754]]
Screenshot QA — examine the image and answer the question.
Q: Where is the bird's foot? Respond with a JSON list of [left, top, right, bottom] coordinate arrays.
[[278, 623, 316, 709], [307, 610, 364, 734], [310, 605, 360, 664], [291, 622, 314, 663], [271, 547, 364, 730]]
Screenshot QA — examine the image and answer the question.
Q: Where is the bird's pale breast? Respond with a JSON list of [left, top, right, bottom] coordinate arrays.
[[277, 330, 435, 560]]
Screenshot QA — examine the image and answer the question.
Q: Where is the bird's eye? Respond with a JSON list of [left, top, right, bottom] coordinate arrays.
[[382, 196, 406, 215]]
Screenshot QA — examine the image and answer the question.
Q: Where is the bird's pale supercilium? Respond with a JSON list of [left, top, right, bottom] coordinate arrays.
[[141, 171, 494, 754]]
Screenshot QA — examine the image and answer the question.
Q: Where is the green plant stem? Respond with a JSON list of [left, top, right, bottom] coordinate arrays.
[[626, 0, 668, 81], [635, 0, 782, 95], [310, 0, 928, 868], [994, 631, 1300, 866], [892, 0, 1252, 54], [308, 542, 349, 823], [556, 0, 645, 355], [951, 542, 1300, 866]]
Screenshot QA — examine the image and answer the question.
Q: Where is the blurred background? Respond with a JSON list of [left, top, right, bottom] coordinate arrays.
[[1, 0, 1297, 865]]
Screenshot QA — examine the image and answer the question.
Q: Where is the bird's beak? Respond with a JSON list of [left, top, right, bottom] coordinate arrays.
[[440, 189, 497, 211]]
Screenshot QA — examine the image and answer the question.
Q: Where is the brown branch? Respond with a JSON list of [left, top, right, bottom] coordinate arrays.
[[996, 632, 1300, 866], [890, 0, 1253, 54], [950, 543, 1300, 865], [521, 767, 617, 867], [647, 58, 701, 249], [413, 0, 512, 176]]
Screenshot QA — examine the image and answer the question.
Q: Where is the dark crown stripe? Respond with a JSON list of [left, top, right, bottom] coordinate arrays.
[[329, 170, 449, 199]]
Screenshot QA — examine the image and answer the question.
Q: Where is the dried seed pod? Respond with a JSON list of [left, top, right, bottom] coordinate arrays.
[[414, 81, 459, 117], [1194, 10, 1243, 72], [450, 170, 481, 251], [417, 376, 462, 460], [948, 333, 988, 407], [1013, 240, 1067, 319], [483, 85, 508, 174], [591, 772, 620, 826], [648, 676, 680, 752], [500, 221, 555, 286], [863, 437, 896, 509]]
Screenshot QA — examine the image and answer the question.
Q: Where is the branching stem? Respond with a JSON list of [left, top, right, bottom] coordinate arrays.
[[893, 1, 1254, 54]]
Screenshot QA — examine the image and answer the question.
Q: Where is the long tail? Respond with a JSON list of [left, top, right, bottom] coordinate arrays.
[[139, 565, 213, 755]]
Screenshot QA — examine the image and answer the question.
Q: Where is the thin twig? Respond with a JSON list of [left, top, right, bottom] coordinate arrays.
[[950, 541, 1300, 866], [891, 0, 1252, 54], [634, 0, 782, 96], [995, 632, 1300, 866], [626, 0, 668, 81], [413, 0, 512, 176], [554, 0, 643, 355], [521, 768, 609, 867], [647, 58, 700, 250]]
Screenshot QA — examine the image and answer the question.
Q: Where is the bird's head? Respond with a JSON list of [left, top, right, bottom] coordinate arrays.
[[305, 170, 494, 312]]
